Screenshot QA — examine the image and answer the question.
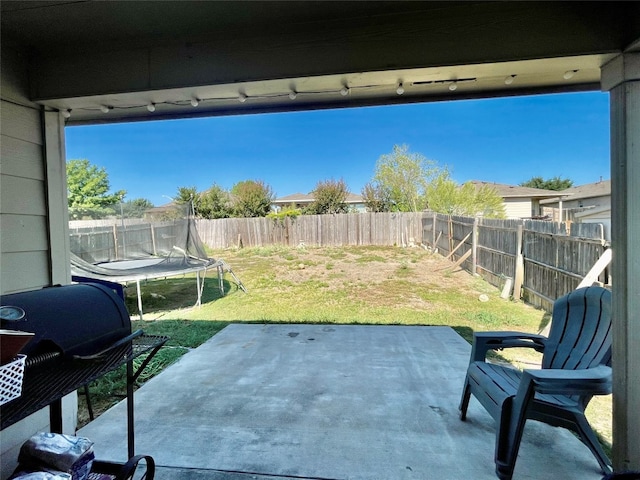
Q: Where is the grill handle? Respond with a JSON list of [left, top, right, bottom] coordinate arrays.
[[72, 329, 144, 361]]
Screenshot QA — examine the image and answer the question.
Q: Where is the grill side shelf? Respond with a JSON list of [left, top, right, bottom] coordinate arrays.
[[0, 334, 168, 431]]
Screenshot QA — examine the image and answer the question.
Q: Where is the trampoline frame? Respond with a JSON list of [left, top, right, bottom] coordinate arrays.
[[72, 259, 245, 320]]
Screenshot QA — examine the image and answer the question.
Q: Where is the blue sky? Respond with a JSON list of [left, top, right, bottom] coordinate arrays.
[[65, 91, 610, 207]]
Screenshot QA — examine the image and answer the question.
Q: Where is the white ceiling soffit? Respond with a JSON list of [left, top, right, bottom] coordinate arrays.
[[51, 54, 613, 125]]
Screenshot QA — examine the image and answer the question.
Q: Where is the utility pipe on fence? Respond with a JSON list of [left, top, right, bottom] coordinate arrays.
[[513, 224, 524, 300], [432, 212, 437, 249], [472, 217, 479, 275]]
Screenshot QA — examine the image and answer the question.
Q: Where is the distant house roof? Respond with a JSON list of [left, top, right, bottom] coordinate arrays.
[[273, 192, 364, 205], [273, 193, 314, 205], [557, 179, 610, 200], [345, 192, 365, 204], [540, 179, 611, 205], [470, 181, 561, 199]]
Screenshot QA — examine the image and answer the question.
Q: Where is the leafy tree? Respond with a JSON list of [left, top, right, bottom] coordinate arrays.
[[121, 198, 154, 218], [425, 173, 505, 218], [361, 181, 393, 212], [520, 176, 573, 191], [231, 180, 275, 217], [171, 186, 199, 217], [67, 159, 126, 219], [306, 179, 349, 214], [175, 186, 198, 204], [198, 183, 232, 219], [371, 144, 439, 212]]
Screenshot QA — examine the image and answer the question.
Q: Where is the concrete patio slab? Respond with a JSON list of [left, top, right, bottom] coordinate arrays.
[[79, 324, 605, 480]]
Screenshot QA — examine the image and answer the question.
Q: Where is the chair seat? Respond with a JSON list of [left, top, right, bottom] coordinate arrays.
[[467, 362, 581, 421]]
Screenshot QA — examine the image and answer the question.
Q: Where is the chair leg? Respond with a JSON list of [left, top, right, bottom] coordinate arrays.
[[459, 375, 471, 420], [573, 413, 613, 474], [494, 399, 527, 480]]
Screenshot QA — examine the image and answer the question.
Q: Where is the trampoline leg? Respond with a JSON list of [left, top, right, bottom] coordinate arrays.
[[136, 279, 143, 321], [229, 269, 247, 293], [196, 270, 202, 306], [217, 265, 225, 296]]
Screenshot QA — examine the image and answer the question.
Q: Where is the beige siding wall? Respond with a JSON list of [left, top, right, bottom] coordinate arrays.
[[1, 47, 49, 294], [1, 43, 74, 480], [563, 194, 611, 211], [502, 198, 532, 219]]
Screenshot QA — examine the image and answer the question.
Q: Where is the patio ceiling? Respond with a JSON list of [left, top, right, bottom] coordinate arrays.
[[2, 1, 639, 124]]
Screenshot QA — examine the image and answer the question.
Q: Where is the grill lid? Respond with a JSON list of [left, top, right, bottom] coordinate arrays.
[[0, 283, 131, 358]]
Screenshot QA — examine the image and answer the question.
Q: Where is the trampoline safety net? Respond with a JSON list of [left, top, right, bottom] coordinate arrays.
[[68, 202, 245, 317]]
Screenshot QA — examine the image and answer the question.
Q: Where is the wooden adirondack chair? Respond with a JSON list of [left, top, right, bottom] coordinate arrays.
[[459, 286, 612, 480]]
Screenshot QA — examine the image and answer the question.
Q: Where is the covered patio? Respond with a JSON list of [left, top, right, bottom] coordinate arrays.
[[80, 324, 603, 480], [1, 2, 639, 478]]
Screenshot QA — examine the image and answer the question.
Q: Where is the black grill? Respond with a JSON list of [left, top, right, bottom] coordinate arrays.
[[0, 283, 167, 457], [1, 283, 132, 359]]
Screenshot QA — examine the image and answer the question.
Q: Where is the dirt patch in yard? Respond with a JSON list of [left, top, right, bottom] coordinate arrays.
[[273, 246, 480, 290]]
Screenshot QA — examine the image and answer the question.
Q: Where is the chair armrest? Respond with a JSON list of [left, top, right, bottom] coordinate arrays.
[[92, 455, 155, 480], [470, 331, 547, 362], [521, 365, 612, 396]]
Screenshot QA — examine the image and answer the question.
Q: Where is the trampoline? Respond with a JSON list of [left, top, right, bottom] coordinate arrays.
[[69, 203, 245, 319]]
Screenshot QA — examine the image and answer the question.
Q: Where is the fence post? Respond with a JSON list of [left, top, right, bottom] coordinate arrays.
[[432, 212, 437, 248], [472, 217, 479, 275], [513, 223, 524, 300], [285, 216, 291, 247]]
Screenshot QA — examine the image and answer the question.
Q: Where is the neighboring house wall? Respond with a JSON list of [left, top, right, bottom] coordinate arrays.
[[503, 198, 533, 219], [541, 183, 611, 227], [1, 43, 74, 479], [564, 194, 611, 212]]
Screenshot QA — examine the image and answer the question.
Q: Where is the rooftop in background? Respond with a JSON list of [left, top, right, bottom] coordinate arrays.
[[539, 179, 611, 206], [273, 192, 365, 206], [470, 180, 561, 199], [556, 179, 611, 201]]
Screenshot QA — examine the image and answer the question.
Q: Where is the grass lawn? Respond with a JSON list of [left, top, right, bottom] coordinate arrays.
[[81, 245, 611, 453]]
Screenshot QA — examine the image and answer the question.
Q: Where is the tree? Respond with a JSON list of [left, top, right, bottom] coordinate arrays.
[[230, 180, 275, 217], [175, 186, 198, 204], [361, 181, 393, 213], [425, 173, 506, 218], [520, 176, 573, 191], [371, 144, 439, 212], [306, 179, 349, 214], [67, 159, 126, 219], [121, 198, 154, 218], [198, 183, 232, 219]]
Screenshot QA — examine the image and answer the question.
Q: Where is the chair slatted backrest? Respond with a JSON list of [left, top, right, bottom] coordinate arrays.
[[543, 286, 612, 371]]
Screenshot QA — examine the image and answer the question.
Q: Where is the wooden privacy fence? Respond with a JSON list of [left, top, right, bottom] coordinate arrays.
[[195, 212, 428, 249], [70, 211, 609, 313], [421, 213, 610, 312]]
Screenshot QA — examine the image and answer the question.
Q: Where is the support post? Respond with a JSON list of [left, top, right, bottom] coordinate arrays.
[[602, 52, 640, 472], [43, 111, 71, 285]]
